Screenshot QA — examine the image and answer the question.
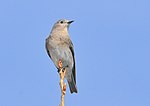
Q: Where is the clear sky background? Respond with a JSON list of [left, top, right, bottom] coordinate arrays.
[[0, 0, 150, 106]]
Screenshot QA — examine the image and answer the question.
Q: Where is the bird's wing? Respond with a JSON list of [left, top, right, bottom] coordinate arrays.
[[45, 38, 52, 59], [69, 41, 76, 84]]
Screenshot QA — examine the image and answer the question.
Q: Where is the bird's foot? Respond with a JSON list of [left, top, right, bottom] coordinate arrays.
[[58, 59, 63, 69]]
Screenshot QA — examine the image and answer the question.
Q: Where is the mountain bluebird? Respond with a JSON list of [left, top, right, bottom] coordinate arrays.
[[45, 19, 77, 93]]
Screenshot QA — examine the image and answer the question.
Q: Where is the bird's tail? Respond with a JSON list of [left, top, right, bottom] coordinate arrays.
[[67, 74, 78, 93]]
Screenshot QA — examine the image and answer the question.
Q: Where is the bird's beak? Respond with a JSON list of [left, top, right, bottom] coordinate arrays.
[[68, 20, 74, 24]]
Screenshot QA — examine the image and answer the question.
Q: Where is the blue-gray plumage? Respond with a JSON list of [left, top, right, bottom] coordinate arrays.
[[45, 19, 77, 93]]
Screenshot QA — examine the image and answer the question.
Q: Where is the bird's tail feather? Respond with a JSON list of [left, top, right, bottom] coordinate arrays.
[[67, 74, 77, 93]]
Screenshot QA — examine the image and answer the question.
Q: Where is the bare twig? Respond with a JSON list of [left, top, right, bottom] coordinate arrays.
[[59, 69, 66, 106], [58, 60, 66, 106]]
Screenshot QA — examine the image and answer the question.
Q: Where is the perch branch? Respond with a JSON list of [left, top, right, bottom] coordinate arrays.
[[58, 60, 66, 106]]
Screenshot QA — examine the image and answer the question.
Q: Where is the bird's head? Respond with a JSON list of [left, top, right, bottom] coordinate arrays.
[[52, 19, 74, 31]]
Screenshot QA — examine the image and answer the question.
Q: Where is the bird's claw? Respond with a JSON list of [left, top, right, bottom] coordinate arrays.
[[58, 59, 63, 69]]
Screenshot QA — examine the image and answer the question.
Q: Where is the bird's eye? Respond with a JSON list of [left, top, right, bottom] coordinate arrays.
[[60, 21, 64, 24]]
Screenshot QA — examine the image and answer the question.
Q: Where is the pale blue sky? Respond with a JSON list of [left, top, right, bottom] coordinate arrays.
[[0, 0, 150, 106]]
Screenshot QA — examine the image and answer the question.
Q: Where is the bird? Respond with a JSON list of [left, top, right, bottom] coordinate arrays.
[[45, 19, 77, 93]]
